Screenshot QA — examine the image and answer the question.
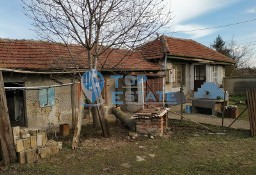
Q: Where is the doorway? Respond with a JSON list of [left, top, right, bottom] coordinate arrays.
[[4, 82, 26, 127], [194, 65, 206, 91]]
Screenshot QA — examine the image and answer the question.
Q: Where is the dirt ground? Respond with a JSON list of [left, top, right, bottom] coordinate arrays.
[[1, 120, 256, 175]]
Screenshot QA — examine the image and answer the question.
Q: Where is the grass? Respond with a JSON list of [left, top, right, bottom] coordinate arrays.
[[2, 121, 256, 175]]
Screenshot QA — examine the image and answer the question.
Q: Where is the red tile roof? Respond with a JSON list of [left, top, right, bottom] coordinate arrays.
[[138, 36, 235, 63], [0, 39, 161, 72]]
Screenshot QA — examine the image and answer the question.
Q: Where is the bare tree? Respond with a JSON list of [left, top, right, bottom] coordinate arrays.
[[211, 35, 255, 76], [22, 0, 171, 148], [211, 35, 255, 68], [228, 36, 255, 68]]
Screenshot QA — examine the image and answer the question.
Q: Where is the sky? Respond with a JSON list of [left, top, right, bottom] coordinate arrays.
[[0, 0, 256, 66]]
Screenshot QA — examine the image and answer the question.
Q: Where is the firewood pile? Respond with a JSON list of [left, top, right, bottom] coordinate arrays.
[[12, 126, 62, 164]]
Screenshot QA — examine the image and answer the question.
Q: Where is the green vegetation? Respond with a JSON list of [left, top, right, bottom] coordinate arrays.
[[2, 121, 256, 175]]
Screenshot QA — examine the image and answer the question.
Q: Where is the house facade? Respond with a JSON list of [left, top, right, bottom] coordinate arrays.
[[0, 36, 234, 130], [138, 36, 235, 96], [0, 39, 161, 130]]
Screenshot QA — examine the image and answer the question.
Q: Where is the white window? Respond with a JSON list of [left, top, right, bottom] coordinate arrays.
[[212, 66, 218, 83]]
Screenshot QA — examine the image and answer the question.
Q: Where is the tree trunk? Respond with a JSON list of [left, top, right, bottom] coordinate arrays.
[[96, 97, 111, 138], [72, 83, 84, 149], [91, 107, 100, 129], [0, 71, 17, 165]]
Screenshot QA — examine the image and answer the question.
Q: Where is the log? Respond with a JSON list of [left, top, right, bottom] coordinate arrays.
[[112, 107, 136, 132], [0, 71, 17, 165]]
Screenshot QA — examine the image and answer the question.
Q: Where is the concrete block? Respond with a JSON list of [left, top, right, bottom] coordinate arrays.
[[38, 147, 48, 159], [46, 146, 52, 157], [28, 129, 39, 136], [41, 132, 47, 146], [23, 138, 31, 150], [25, 149, 36, 164], [50, 145, 59, 155], [12, 126, 20, 142], [16, 139, 24, 152], [37, 134, 42, 147], [30, 136, 37, 149], [20, 128, 29, 139], [18, 151, 26, 164]]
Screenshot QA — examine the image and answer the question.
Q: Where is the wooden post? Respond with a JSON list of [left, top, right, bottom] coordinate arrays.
[[246, 88, 256, 136], [0, 71, 17, 165], [71, 77, 77, 129], [180, 84, 184, 125], [221, 91, 227, 128]]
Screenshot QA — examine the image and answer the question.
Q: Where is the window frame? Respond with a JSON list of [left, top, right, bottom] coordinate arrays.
[[39, 87, 55, 107], [172, 64, 186, 87]]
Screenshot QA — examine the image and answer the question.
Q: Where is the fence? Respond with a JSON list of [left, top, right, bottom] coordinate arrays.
[[168, 81, 256, 134], [224, 77, 256, 95]]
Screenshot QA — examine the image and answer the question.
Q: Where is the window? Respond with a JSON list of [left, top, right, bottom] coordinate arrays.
[[212, 66, 218, 83], [39, 87, 55, 107], [172, 64, 186, 87]]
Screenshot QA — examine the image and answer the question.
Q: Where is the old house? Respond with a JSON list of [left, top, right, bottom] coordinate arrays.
[[0, 36, 235, 130], [0, 39, 162, 130], [138, 36, 235, 96]]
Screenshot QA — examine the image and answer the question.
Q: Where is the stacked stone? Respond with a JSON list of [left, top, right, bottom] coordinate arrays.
[[12, 126, 62, 164]]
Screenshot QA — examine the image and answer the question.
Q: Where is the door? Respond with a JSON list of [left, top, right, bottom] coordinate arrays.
[[5, 82, 26, 126], [194, 65, 206, 91], [145, 77, 164, 107]]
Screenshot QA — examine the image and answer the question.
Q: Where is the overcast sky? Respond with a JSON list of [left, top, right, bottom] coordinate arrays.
[[0, 0, 256, 66]]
